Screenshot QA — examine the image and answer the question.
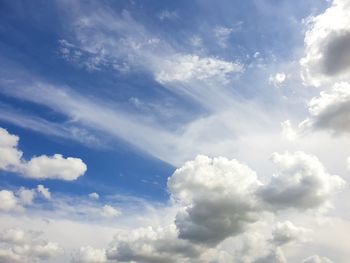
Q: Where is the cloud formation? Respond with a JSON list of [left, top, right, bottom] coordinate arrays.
[[0, 127, 87, 180], [301, 0, 350, 86]]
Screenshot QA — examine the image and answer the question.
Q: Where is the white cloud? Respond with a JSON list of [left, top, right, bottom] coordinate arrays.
[[155, 54, 243, 84], [168, 155, 262, 246], [300, 82, 350, 134], [36, 185, 51, 200], [300, 0, 350, 86], [88, 192, 99, 200], [302, 255, 334, 263], [254, 247, 287, 263], [24, 154, 87, 181], [0, 127, 22, 172], [17, 187, 36, 206], [0, 127, 87, 180], [271, 221, 310, 246], [281, 120, 297, 141], [0, 228, 63, 263], [0, 190, 20, 212], [259, 151, 345, 210], [100, 205, 121, 219], [72, 246, 107, 263], [269, 72, 286, 88]]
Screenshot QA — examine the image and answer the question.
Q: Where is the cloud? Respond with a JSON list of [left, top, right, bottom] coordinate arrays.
[[24, 154, 87, 181], [100, 205, 121, 219], [168, 155, 262, 246], [106, 225, 203, 263], [158, 10, 178, 21], [301, 0, 350, 86], [36, 185, 51, 200], [0, 228, 63, 263], [155, 54, 243, 84], [16, 188, 36, 206], [0, 127, 87, 180], [300, 82, 350, 134], [281, 120, 297, 141], [254, 247, 287, 263], [259, 151, 345, 210], [0, 190, 20, 212], [269, 72, 286, 88], [271, 221, 310, 246], [88, 193, 99, 200], [302, 255, 334, 263], [72, 246, 107, 263]]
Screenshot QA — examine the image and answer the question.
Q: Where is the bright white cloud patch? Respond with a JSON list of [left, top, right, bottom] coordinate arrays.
[[88, 192, 100, 200], [301, 0, 350, 86], [272, 221, 310, 246], [259, 151, 345, 210], [168, 155, 262, 246], [302, 255, 334, 263], [269, 72, 286, 88], [0, 190, 19, 212], [155, 54, 243, 84], [36, 185, 51, 200], [100, 205, 121, 218], [72, 246, 107, 263], [0, 127, 87, 180], [0, 228, 63, 263], [300, 82, 350, 134]]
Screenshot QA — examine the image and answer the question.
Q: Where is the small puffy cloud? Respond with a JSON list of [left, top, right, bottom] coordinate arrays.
[[0, 190, 19, 212], [168, 155, 262, 246], [100, 205, 121, 218], [36, 185, 51, 200], [269, 72, 286, 88], [72, 246, 107, 263], [254, 247, 287, 263], [301, 0, 350, 86], [106, 225, 202, 263], [88, 192, 100, 200], [300, 82, 350, 134], [272, 221, 310, 246], [0, 127, 22, 172], [24, 154, 87, 181], [155, 54, 243, 84], [0, 228, 63, 263], [302, 255, 334, 263], [259, 151, 345, 210], [0, 127, 87, 180]]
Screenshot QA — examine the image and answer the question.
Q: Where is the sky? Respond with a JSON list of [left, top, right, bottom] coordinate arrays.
[[1, 0, 350, 262]]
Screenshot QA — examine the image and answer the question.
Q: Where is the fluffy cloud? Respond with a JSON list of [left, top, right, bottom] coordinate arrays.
[[300, 82, 350, 134], [0, 190, 20, 212], [72, 246, 107, 263], [36, 185, 51, 200], [168, 155, 262, 246], [24, 154, 87, 181], [271, 221, 310, 246], [88, 192, 99, 200], [0, 228, 63, 263], [259, 151, 345, 210], [106, 225, 203, 263], [254, 247, 287, 263], [155, 54, 243, 84], [269, 72, 286, 88], [301, 0, 350, 86], [100, 205, 121, 219], [0, 127, 22, 171], [0, 127, 87, 180]]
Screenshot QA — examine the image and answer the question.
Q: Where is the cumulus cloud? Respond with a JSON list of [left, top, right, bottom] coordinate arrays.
[[0, 228, 63, 263], [106, 225, 203, 263], [24, 154, 87, 181], [72, 246, 107, 263], [16, 188, 36, 206], [281, 120, 297, 141], [168, 155, 262, 246], [100, 205, 121, 219], [271, 221, 310, 246], [0, 190, 20, 212], [155, 54, 243, 84], [259, 151, 345, 210], [269, 72, 286, 88], [300, 82, 350, 134], [301, 0, 350, 86], [88, 192, 100, 200], [36, 185, 51, 200], [254, 247, 287, 263], [0, 127, 87, 180]]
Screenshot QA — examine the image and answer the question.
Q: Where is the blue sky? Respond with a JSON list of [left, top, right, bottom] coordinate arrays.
[[1, 0, 350, 262]]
